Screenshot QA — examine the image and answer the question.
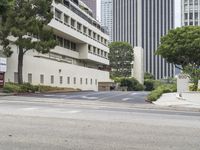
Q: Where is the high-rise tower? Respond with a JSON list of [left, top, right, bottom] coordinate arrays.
[[181, 0, 200, 26], [113, 0, 175, 79], [101, 0, 113, 41], [81, 0, 97, 18]]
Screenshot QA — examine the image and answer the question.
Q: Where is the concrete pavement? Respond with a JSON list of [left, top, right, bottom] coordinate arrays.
[[0, 97, 200, 150], [154, 92, 200, 109]]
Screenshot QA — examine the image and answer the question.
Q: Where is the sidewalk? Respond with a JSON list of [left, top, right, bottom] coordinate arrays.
[[154, 92, 200, 109]]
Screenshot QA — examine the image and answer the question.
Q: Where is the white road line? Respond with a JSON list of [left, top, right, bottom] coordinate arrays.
[[66, 110, 81, 114], [131, 93, 138, 95], [21, 107, 39, 111], [82, 96, 98, 100], [122, 98, 132, 101]]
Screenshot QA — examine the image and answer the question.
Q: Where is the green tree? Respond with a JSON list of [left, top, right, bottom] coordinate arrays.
[[109, 42, 134, 77], [156, 26, 200, 87], [0, 0, 58, 84]]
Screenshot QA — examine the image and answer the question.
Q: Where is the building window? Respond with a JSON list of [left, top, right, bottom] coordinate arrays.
[[64, 39, 70, 49], [101, 37, 103, 43], [86, 78, 88, 85], [195, 12, 198, 20], [51, 75, 54, 84], [57, 36, 63, 47], [83, 26, 87, 34], [64, 14, 69, 24], [189, 22, 193, 25], [88, 29, 92, 37], [101, 50, 103, 56], [95, 79, 98, 85], [93, 47, 96, 54], [71, 42, 76, 51], [88, 45, 92, 53], [80, 78, 83, 85], [184, 13, 188, 20], [189, 13, 193, 19], [90, 79, 92, 85], [60, 76, 63, 84], [67, 77, 70, 84], [14, 72, 18, 83], [97, 35, 100, 41], [93, 32, 96, 39], [55, 9, 62, 20], [40, 74, 44, 84], [77, 22, 82, 31], [74, 77, 76, 84], [71, 18, 75, 27], [28, 73, 32, 83]]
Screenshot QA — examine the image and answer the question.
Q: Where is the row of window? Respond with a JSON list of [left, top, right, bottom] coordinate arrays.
[[54, 35, 77, 51], [88, 45, 108, 59], [184, 12, 199, 20], [61, 0, 108, 34], [14, 73, 98, 86], [54, 8, 108, 46], [184, 21, 199, 26], [184, 0, 198, 5]]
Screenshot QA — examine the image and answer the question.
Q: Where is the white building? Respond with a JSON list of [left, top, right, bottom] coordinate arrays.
[[4, 0, 110, 91], [101, 0, 113, 41], [181, 0, 200, 26]]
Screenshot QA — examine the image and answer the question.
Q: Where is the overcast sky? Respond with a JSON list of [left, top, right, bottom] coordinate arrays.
[[96, 0, 182, 27]]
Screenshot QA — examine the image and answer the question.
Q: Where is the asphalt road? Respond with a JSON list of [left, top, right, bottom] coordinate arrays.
[[0, 95, 200, 150], [24, 91, 149, 104]]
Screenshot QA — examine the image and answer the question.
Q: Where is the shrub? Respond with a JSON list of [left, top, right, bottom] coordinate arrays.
[[144, 80, 154, 91], [19, 83, 39, 93], [120, 77, 144, 91], [144, 79, 162, 91], [144, 72, 155, 80], [3, 83, 21, 93], [189, 84, 198, 91], [147, 84, 177, 102]]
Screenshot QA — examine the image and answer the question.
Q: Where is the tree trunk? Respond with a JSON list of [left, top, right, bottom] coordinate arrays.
[[18, 46, 24, 84]]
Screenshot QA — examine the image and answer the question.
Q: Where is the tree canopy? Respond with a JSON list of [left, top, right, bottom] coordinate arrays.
[[156, 26, 200, 89], [156, 26, 200, 69], [0, 0, 57, 84], [109, 42, 134, 77]]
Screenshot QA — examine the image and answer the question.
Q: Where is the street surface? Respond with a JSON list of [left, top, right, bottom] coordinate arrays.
[[24, 91, 149, 104], [0, 91, 200, 150]]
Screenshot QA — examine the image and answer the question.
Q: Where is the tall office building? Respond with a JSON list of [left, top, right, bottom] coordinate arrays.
[[181, 0, 200, 26], [81, 0, 97, 18], [113, 0, 175, 79], [101, 0, 113, 41]]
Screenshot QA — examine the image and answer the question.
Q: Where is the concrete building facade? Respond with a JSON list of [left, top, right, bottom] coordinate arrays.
[[113, 0, 175, 79], [181, 0, 200, 26], [4, 0, 110, 91], [81, 0, 97, 18], [101, 0, 113, 41]]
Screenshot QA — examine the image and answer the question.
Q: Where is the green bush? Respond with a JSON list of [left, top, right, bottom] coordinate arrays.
[[19, 83, 39, 93], [144, 79, 162, 91], [144, 80, 154, 91], [147, 84, 177, 102], [189, 84, 198, 91], [120, 77, 144, 91], [3, 83, 21, 93], [144, 72, 155, 80]]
